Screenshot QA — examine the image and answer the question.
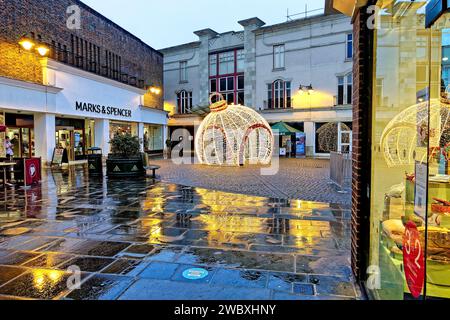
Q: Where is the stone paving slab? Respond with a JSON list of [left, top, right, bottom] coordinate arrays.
[[0, 167, 359, 300]]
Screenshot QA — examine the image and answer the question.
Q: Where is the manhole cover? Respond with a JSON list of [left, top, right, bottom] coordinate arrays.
[[182, 268, 209, 280]]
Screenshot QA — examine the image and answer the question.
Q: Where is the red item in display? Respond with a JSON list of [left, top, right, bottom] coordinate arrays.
[[403, 221, 425, 299], [0, 125, 6, 133]]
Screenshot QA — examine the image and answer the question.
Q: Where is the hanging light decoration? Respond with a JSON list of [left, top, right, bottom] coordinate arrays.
[[195, 93, 274, 166], [380, 98, 448, 167]]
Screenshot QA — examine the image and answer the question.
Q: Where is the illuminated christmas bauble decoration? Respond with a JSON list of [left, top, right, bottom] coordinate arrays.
[[380, 98, 450, 167], [195, 94, 274, 166]]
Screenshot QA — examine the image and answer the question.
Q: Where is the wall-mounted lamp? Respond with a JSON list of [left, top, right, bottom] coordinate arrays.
[[18, 36, 50, 57], [148, 86, 161, 95], [36, 44, 50, 57], [299, 84, 314, 95], [19, 36, 35, 51]]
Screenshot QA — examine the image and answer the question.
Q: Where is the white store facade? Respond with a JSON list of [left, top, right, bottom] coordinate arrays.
[[0, 58, 168, 165]]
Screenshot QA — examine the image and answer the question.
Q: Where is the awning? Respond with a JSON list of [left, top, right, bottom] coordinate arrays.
[[330, 0, 369, 17], [271, 122, 302, 136]]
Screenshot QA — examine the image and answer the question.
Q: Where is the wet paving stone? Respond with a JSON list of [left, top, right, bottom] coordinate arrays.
[[177, 248, 295, 273], [58, 257, 115, 272], [23, 253, 76, 269], [0, 266, 28, 286], [139, 262, 180, 280], [0, 168, 357, 300], [0, 269, 88, 300], [101, 259, 148, 276], [65, 274, 134, 300], [0, 251, 42, 266], [211, 269, 268, 289], [267, 273, 308, 292], [146, 245, 185, 262], [293, 283, 315, 296], [118, 244, 156, 259], [309, 275, 356, 298]]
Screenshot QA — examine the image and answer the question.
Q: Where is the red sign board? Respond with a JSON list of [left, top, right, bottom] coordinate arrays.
[[24, 158, 41, 186], [403, 221, 425, 299]]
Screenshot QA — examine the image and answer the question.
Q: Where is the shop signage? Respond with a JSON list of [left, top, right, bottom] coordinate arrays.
[[75, 101, 132, 118], [414, 161, 428, 219], [24, 158, 41, 186], [52, 148, 67, 165], [296, 132, 306, 157], [403, 221, 425, 299]]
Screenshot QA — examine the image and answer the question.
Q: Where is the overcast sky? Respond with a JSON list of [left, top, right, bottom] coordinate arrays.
[[82, 0, 324, 50]]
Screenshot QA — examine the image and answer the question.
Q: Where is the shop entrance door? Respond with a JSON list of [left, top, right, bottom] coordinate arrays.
[[56, 126, 75, 162]]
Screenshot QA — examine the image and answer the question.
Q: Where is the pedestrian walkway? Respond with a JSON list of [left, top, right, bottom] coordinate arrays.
[[0, 167, 360, 300], [152, 158, 352, 205]]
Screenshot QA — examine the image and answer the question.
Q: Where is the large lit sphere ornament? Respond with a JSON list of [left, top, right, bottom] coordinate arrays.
[[195, 94, 274, 166]]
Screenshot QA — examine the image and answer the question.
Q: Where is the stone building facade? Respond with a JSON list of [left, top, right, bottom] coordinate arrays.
[[162, 11, 353, 157]]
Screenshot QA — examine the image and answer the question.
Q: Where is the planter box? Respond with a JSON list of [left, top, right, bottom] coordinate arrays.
[[106, 156, 145, 178]]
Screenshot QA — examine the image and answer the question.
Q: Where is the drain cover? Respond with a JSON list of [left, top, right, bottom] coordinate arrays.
[[182, 268, 209, 280]]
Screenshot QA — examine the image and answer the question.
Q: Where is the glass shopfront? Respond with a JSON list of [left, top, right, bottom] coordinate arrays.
[[5, 113, 35, 158], [369, 0, 450, 300], [144, 124, 164, 154], [109, 121, 138, 140], [55, 118, 88, 161]]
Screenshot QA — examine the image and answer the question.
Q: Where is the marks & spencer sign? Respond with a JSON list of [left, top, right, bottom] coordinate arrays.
[[75, 101, 132, 118]]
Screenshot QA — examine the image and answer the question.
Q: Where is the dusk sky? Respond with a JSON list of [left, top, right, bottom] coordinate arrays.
[[82, 0, 324, 49]]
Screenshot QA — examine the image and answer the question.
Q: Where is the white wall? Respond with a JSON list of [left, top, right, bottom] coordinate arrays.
[[255, 15, 353, 111]]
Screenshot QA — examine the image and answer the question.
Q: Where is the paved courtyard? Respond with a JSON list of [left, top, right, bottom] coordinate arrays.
[[153, 158, 351, 205], [0, 166, 360, 300]]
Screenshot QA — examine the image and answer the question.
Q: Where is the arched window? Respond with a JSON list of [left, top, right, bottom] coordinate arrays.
[[267, 79, 291, 109], [177, 90, 192, 114]]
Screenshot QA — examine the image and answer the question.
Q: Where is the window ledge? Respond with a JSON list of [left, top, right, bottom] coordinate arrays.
[[272, 67, 286, 72], [179, 80, 189, 84]]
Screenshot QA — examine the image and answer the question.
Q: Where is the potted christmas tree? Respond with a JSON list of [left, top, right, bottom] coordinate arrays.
[[106, 134, 145, 178]]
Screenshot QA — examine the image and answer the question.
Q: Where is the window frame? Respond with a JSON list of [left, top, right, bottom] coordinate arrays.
[[177, 90, 192, 114], [337, 73, 353, 106], [268, 79, 291, 109], [209, 48, 244, 105], [179, 61, 188, 83], [273, 44, 286, 70], [346, 33, 353, 60]]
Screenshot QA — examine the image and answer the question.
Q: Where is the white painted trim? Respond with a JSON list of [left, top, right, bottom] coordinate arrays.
[[0, 76, 62, 94], [42, 58, 147, 95]]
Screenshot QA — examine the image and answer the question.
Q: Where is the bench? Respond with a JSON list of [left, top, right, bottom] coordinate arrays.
[[145, 165, 161, 179]]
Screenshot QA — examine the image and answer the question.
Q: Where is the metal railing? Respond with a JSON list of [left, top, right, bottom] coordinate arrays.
[[330, 151, 352, 191]]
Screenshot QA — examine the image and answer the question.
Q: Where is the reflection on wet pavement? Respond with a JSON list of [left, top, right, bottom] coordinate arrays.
[[0, 167, 359, 300]]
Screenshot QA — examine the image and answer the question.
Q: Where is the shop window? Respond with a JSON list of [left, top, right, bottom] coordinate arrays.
[[177, 90, 192, 114], [267, 80, 291, 109], [144, 125, 164, 152], [273, 44, 285, 69], [368, 1, 450, 301]]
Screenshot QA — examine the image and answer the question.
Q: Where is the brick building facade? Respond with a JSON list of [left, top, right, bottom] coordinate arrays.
[[0, 0, 163, 108], [0, 0, 168, 164]]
